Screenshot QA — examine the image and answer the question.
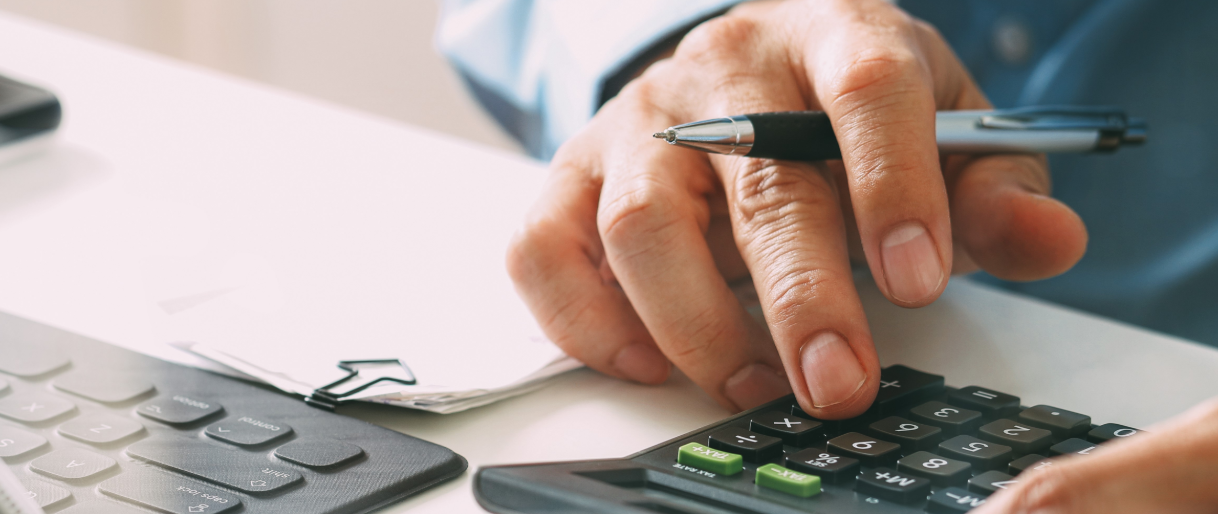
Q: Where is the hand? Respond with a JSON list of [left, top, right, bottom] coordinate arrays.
[[975, 398, 1218, 514], [507, 0, 1087, 416]]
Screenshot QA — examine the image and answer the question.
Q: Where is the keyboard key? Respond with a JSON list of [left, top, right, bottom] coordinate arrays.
[[707, 427, 782, 463], [676, 442, 743, 476], [31, 448, 117, 480], [937, 435, 1012, 471], [1008, 454, 1052, 475], [0, 340, 69, 377], [0, 392, 76, 422], [205, 415, 293, 447], [749, 411, 823, 446], [947, 387, 1020, 418], [926, 487, 987, 513], [1088, 423, 1143, 443], [897, 451, 971, 487], [755, 463, 821, 498], [827, 432, 901, 467], [785, 448, 860, 484], [868, 416, 943, 452], [138, 394, 224, 425], [100, 468, 242, 514], [871, 365, 945, 416], [55, 372, 155, 403], [977, 419, 1053, 455], [1049, 438, 1100, 457], [908, 401, 983, 436], [58, 414, 145, 445], [967, 470, 1018, 495], [855, 467, 931, 504], [274, 438, 364, 468], [21, 479, 72, 509], [1018, 405, 1091, 440], [128, 438, 303, 494], [0, 425, 48, 458]]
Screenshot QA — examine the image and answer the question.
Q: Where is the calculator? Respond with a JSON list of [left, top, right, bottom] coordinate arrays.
[[474, 365, 1143, 514]]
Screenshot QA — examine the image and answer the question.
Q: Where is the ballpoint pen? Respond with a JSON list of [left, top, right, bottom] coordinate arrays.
[[652, 106, 1147, 161]]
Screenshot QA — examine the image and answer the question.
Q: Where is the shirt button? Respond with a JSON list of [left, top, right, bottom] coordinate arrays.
[[992, 16, 1033, 65]]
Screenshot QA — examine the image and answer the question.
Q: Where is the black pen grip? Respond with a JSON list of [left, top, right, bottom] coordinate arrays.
[[745, 111, 841, 161]]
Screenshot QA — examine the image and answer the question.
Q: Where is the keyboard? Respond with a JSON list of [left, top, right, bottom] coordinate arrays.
[[474, 364, 1143, 514], [0, 311, 465, 513]]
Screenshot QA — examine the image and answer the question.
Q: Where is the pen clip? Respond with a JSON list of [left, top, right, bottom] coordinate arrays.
[[978, 106, 1147, 149]]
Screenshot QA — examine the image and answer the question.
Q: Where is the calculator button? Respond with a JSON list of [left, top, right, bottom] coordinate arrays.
[[21, 479, 72, 509], [205, 416, 293, 447], [31, 448, 117, 480], [967, 470, 1018, 495], [1017, 405, 1091, 440], [677, 442, 743, 476], [138, 394, 224, 425], [926, 486, 987, 513], [791, 406, 853, 435], [1007, 454, 1052, 475], [977, 419, 1053, 455], [897, 451, 971, 487], [59, 413, 146, 444], [868, 416, 943, 452], [749, 411, 823, 446], [827, 432, 901, 467], [0, 392, 76, 423], [937, 435, 1012, 470], [1087, 423, 1143, 443], [755, 463, 822, 498], [1049, 438, 1100, 457], [0, 340, 69, 377], [856, 467, 932, 505], [55, 371, 155, 404], [908, 401, 983, 436], [785, 448, 860, 484], [100, 467, 242, 514], [128, 438, 303, 494], [0, 425, 48, 458], [707, 427, 782, 463], [947, 387, 1020, 418], [275, 438, 364, 468], [871, 365, 945, 416]]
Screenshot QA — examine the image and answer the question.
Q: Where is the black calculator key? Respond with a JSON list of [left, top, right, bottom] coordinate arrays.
[[1008, 454, 1052, 475], [1088, 423, 1143, 443], [926, 487, 988, 513], [275, 438, 364, 468], [937, 435, 1012, 470], [54, 371, 155, 404], [205, 416, 293, 447], [868, 416, 943, 452], [856, 467, 932, 505], [827, 432, 901, 467], [1049, 438, 1100, 457], [707, 426, 782, 462], [750, 411, 823, 446], [977, 419, 1053, 455], [0, 340, 69, 377], [128, 438, 302, 494], [967, 470, 1019, 495], [908, 401, 983, 436], [59, 413, 145, 445], [138, 394, 224, 425], [871, 365, 945, 416], [0, 425, 48, 458], [786, 448, 860, 484], [30, 448, 117, 480], [0, 392, 76, 423], [21, 479, 72, 509], [100, 468, 242, 514], [791, 406, 853, 435], [1018, 405, 1091, 440], [948, 386, 1020, 418], [897, 451, 971, 486]]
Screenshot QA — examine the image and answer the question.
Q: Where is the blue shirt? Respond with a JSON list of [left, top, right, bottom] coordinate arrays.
[[438, 0, 1218, 347]]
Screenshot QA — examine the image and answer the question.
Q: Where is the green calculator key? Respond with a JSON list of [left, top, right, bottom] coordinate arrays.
[[755, 463, 821, 498], [677, 442, 743, 476]]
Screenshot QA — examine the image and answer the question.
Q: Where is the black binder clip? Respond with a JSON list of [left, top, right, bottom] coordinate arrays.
[[305, 359, 417, 411]]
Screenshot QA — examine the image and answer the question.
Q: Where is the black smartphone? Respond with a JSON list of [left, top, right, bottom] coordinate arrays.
[[0, 73, 61, 164]]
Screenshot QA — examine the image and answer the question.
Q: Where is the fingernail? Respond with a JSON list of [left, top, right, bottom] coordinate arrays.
[[800, 331, 866, 408], [613, 344, 670, 384], [724, 363, 791, 410], [881, 221, 944, 303]]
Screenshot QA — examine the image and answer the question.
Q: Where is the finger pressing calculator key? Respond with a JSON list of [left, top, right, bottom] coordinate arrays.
[[749, 411, 823, 446]]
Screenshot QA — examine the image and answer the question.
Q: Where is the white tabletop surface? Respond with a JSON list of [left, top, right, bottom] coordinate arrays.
[[1, 11, 1216, 514]]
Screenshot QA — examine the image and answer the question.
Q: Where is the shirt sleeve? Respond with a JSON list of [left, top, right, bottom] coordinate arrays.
[[436, 0, 745, 159]]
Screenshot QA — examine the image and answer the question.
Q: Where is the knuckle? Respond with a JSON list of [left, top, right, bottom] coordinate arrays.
[[666, 309, 734, 361], [825, 46, 924, 108], [733, 163, 834, 230], [504, 227, 539, 284], [766, 267, 847, 326], [676, 16, 758, 64], [597, 177, 684, 256]]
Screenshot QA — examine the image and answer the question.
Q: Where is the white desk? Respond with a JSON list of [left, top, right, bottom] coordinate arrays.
[[1, 12, 1215, 514]]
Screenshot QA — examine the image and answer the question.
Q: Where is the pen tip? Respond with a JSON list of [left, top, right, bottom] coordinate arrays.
[[652, 132, 665, 139], [653, 129, 676, 143]]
